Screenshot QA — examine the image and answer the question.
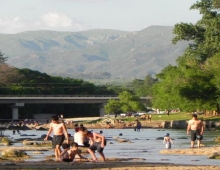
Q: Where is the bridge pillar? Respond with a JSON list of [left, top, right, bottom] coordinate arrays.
[[99, 103, 106, 117], [11, 103, 24, 120]]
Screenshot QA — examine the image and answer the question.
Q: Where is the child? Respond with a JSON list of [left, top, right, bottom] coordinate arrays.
[[44, 116, 69, 161], [69, 142, 87, 162], [60, 143, 72, 162], [163, 133, 174, 149], [85, 130, 106, 162]]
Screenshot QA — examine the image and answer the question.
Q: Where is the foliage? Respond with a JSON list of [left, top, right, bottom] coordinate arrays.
[[0, 68, 121, 118], [0, 52, 8, 65], [130, 74, 157, 97], [152, 0, 220, 112], [0, 64, 23, 87], [1, 137, 12, 145], [104, 91, 146, 115]]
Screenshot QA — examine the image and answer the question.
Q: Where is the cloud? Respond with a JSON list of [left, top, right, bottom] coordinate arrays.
[[0, 12, 89, 34]]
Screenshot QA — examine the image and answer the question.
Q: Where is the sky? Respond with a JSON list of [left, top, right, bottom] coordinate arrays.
[[0, 0, 202, 34]]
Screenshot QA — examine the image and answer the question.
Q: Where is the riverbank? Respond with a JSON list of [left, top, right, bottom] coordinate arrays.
[[0, 160, 219, 170]]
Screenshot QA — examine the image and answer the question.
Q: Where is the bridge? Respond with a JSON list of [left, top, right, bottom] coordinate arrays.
[[0, 95, 151, 120]]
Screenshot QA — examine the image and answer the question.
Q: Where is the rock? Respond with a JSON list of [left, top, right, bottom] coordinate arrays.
[[78, 147, 89, 153], [2, 149, 27, 157], [117, 138, 129, 143], [156, 137, 164, 140], [0, 137, 12, 145], [22, 140, 39, 145], [32, 151, 44, 154], [0, 142, 10, 146], [36, 127, 48, 131], [207, 152, 220, 159], [214, 136, 220, 142], [41, 134, 52, 141], [177, 137, 188, 139]]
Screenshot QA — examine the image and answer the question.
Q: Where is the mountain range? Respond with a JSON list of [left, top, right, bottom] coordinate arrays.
[[0, 26, 188, 80]]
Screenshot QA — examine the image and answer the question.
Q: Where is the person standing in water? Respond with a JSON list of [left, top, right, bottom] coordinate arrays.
[[44, 116, 69, 161], [187, 114, 204, 148], [163, 133, 174, 149]]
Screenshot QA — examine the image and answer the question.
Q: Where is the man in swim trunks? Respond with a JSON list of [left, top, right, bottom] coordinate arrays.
[[85, 130, 106, 162], [187, 114, 204, 148], [44, 116, 69, 161]]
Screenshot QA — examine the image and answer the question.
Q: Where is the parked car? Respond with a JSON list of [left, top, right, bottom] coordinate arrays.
[[134, 112, 147, 117], [120, 113, 127, 117]]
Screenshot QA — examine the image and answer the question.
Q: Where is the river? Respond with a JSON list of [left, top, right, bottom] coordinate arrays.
[[2, 128, 220, 165]]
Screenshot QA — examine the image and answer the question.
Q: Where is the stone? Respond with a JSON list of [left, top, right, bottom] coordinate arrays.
[[41, 134, 52, 140], [2, 149, 27, 157]]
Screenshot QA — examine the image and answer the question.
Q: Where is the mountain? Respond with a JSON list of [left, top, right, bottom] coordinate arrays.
[[0, 26, 188, 80]]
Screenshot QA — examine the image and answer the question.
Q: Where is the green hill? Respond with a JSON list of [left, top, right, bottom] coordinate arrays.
[[0, 26, 188, 80]]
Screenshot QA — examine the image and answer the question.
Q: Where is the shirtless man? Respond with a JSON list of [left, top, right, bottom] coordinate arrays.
[[85, 130, 106, 162], [44, 116, 69, 161], [187, 114, 204, 148], [74, 126, 90, 147]]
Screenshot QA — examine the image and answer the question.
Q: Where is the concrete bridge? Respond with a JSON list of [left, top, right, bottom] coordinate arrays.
[[0, 95, 151, 120]]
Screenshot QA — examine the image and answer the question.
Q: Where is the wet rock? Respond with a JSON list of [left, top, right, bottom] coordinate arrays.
[[78, 147, 89, 153], [208, 152, 220, 159], [156, 137, 164, 140], [36, 127, 48, 131], [41, 134, 52, 141], [22, 140, 39, 145], [20, 134, 36, 136], [32, 151, 44, 154], [0, 137, 12, 146], [116, 138, 129, 143], [7, 125, 31, 130], [177, 137, 187, 139], [214, 136, 220, 142], [2, 149, 27, 157]]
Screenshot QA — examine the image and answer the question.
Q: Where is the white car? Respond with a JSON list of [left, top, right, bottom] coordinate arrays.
[[120, 113, 127, 117], [134, 112, 147, 117]]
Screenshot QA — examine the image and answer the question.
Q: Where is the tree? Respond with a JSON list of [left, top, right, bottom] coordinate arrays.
[[0, 52, 8, 65], [0, 64, 23, 86], [104, 91, 146, 116], [152, 0, 220, 112], [104, 99, 121, 117], [131, 74, 157, 97]]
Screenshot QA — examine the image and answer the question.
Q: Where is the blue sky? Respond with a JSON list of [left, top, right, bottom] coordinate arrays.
[[0, 0, 201, 34]]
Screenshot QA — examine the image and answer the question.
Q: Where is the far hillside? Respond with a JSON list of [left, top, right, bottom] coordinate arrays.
[[0, 26, 189, 80]]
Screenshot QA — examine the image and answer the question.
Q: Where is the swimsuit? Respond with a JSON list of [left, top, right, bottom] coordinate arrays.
[[52, 135, 65, 148], [191, 130, 203, 141], [89, 142, 104, 153]]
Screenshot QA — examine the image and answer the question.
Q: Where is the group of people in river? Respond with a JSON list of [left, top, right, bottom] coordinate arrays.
[[163, 113, 204, 149], [44, 116, 106, 162], [43, 113, 204, 162]]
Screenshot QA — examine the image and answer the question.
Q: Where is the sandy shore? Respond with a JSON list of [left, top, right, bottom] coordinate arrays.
[[0, 160, 219, 170], [0, 146, 220, 169]]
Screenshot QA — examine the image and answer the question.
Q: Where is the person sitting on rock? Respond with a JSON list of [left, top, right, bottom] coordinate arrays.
[[60, 143, 72, 162]]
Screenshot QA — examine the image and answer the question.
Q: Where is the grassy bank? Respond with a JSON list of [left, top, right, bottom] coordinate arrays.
[[122, 112, 220, 122]]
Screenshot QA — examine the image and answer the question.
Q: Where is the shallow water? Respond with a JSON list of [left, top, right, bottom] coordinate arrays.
[[2, 128, 220, 165]]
